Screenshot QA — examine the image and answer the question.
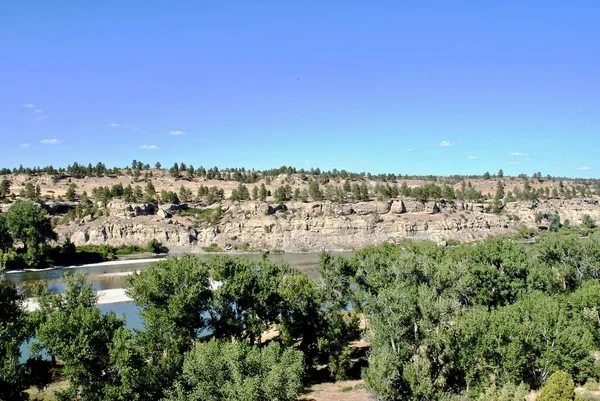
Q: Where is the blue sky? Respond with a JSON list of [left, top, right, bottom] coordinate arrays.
[[1, 1, 598, 177]]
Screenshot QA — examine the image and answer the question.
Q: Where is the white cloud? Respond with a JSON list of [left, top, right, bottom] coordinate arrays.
[[34, 109, 43, 113], [140, 144, 159, 150], [20, 143, 30, 148], [169, 130, 186, 136], [466, 155, 478, 160], [405, 148, 413, 153], [509, 152, 529, 156], [41, 139, 60, 144], [578, 166, 592, 171], [508, 161, 520, 165], [133, 127, 139, 131], [440, 141, 454, 147], [109, 123, 120, 127], [21, 103, 36, 108]]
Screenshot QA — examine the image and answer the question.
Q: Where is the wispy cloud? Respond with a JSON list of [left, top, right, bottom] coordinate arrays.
[[508, 161, 520, 165], [440, 141, 454, 147], [405, 148, 413, 153], [41, 139, 60, 144], [109, 123, 120, 128], [169, 130, 186, 136], [509, 152, 529, 156], [21, 103, 36, 108], [20, 143, 30, 148], [140, 144, 159, 150], [578, 166, 592, 171], [466, 155, 478, 160], [34, 109, 43, 113], [35, 115, 48, 121]]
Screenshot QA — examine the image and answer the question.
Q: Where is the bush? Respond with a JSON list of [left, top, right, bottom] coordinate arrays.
[[477, 382, 529, 401], [76, 244, 117, 261], [146, 238, 162, 253], [538, 371, 576, 401], [115, 245, 145, 255], [202, 244, 223, 253], [583, 214, 596, 229], [163, 340, 304, 401]]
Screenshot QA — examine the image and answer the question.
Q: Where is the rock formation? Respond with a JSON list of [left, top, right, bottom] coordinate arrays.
[[51, 198, 600, 252]]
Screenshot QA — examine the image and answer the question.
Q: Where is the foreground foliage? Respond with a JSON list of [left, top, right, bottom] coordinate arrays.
[[5, 230, 600, 400], [318, 232, 600, 400], [164, 339, 304, 401]]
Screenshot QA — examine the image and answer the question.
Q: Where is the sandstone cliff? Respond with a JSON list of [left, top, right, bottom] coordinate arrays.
[[51, 198, 600, 252]]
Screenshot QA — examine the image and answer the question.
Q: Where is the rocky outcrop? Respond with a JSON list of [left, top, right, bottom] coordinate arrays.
[[107, 200, 157, 218], [54, 198, 600, 252]]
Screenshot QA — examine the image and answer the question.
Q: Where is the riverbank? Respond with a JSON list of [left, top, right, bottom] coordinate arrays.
[[24, 288, 132, 312], [24, 278, 223, 312], [4, 255, 167, 274]]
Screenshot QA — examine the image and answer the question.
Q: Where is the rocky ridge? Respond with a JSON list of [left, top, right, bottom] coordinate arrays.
[[50, 198, 600, 252]]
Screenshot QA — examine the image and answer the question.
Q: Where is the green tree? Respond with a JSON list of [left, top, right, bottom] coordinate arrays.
[[24, 182, 38, 201], [170, 163, 180, 178], [210, 257, 287, 346], [126, 255, 212, 353], [34, 273, 142, 401], [483, 171, 491, 180], [0, 214, 12, 252], [308, 180, 323, 201], [144, 181, 156, 202], [0, 279, 34, 401], [259, 183, 268, 201], [164, 340, 304, 401], [4, 201, 56, 255], [582, 214, 596, 229], [538, 371, 576, 401], [65, 183, 77, 201], [492, 180, 505, 214], [497, 169, 504, 178], [0, 179, 11, 199]]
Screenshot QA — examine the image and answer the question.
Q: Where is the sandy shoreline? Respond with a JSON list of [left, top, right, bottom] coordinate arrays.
[[24, 279, 222, 312], [5, 257, 165, 274], [24, 288, 132, 312]]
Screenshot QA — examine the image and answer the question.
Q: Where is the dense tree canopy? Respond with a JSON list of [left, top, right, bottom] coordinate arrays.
[[319, 232, 600, 400], [6, 230, 600, 400], [164, 340, 304, 401]]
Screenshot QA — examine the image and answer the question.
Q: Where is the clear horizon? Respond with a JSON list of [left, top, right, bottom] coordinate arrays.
[[1, 1, 599, 178]]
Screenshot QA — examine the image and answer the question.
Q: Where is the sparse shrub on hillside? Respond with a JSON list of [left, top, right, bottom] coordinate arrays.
[[583, 214, 596, 229]]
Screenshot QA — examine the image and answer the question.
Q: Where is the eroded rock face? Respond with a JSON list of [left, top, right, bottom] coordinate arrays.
[[107, 200, 157, 218], [54, 198, 600, 252]]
